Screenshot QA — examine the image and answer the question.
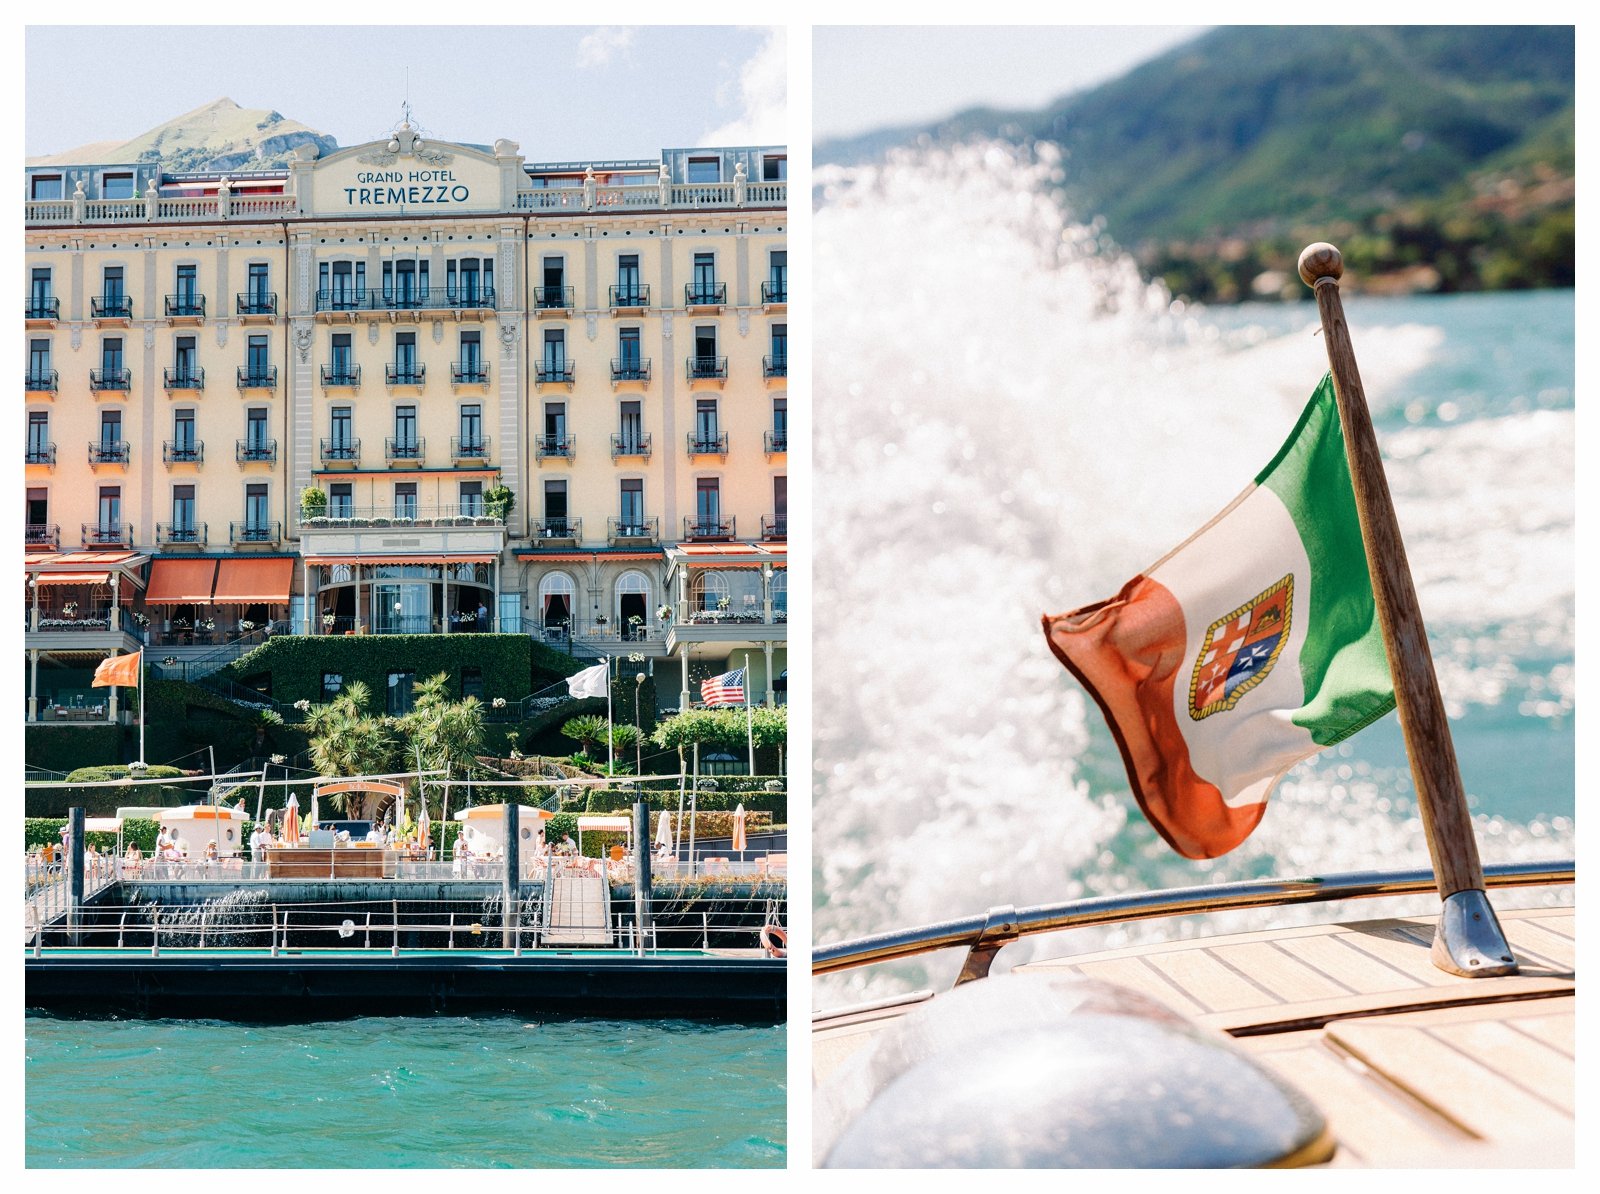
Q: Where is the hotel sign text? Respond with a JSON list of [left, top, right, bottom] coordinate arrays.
[[346, 170, 471, 206]]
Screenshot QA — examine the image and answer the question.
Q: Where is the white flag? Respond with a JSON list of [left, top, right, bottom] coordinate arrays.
[[566, 662, 609, 699]]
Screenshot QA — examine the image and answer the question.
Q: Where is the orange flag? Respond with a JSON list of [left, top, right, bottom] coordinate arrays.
[[91, 651, 141, 688]]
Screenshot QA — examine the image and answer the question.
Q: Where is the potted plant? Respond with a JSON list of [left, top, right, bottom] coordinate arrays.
[[299, 486, 328, 522], [483, 484, 515, 521]]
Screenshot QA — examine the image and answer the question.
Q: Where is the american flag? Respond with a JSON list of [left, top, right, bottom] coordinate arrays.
[[701, 667, 746, 707]]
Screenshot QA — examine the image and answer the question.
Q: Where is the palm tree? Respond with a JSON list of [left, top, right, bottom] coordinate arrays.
[[561, 714, 610, 759], [305, 681, 396, 818], [398, 672, 486, 819]]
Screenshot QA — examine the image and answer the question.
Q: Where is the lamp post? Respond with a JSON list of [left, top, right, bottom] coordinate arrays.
[[634, 672, 645, 774]]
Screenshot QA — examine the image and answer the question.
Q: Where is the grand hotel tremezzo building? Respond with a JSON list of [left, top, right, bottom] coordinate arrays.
[[23, 123, 787, 728]]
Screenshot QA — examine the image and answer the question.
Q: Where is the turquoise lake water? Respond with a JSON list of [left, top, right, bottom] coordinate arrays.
[[26, 1015, 786, 1168]]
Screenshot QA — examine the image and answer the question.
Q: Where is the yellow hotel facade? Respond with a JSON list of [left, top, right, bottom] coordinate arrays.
[[24, 123, 787, 725]]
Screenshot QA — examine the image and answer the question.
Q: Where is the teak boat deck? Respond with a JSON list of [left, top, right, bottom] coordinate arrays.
[[813, 906, 1574, 1167]]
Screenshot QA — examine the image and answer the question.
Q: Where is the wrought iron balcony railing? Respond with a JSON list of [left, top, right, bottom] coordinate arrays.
[[685, 283, 727, 307], [320, 364, 361, 388], [611, 432, 652, 459], [91, 295, 132, 320], [535, 435, 574, 459], [687, 432, 729, 456], [610, 358, 652, 382], [163, 367, 205, 391], [88, 441, 130, 465], [683, 516, 735, 541], [764, 355, 788, 378], [609, 285, 650, 308], [316, 287, 367, 313], [764, 430, 788, 454], [26, 442, 57, 466], [230, 520, 281, 545], [534, 285, 574, 310], [761, 280, 787, 304], [27, 523, 60, 549], [761, 515, 787, 540], [451, 436, 491, 460], [163, 440, 204, 465], [451, 361, 490, 385], [386, 364, 426, 386], [82, 522, 132, 548], [385, 437, 426, 462], [536, 361, 575, 384], [26, 370, 59, 393], [300, 504, 504, 528], [236, 292, 277, 316], [320, 437, 360, 463], [686, 356, 728, 381], [156, 523, 207, 546], [237, 439, 277, 463], [90, 368, 131, 392], [26, 297, 60, 320], [237, 365, 278, 389], [533, 517, 582, 541], [607, 516, 659, 543], [314, 287, 496, 313], [164, 294, 206, 319]]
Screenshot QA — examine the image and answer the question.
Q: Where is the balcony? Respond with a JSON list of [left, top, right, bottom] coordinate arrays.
[[685, 283, 726, 310], [451, 361, 490, 386], [515, 179, 786, 215], [230, 520, 282, 546], [236, 292, 277, 320], [761, 280, 787, 308], [163, 367, 206, 393], [81, 523, 132, 549], [156, 523, 208, 547], [535, 361, 575, 386], [611, 432, 652, 459], [320, 437, 361, 466], [162, 440, 204, 466], [26, 370, 59, 395], [609, 285, 650, 313], [683, 515, 736, 542], [27, 523, 60, 550], [763, 430, 787, 455], [685, 356, 728, 384], [761, 515, 787, 541], [26, 442, 56, 468], [535, 434, 574, 460], [687, 432, 729, 458], [607, 516, 659, 545], [385, 363, 426, 387], [300, 503, 504, 530], [90, 368, 131, 393], [164, 293, 206, 323], [316, 287, 367, 315], [610, 358, 652, 386], [237, 365, 278, 391], [534, 285, 574, 314], [320, 363, 361, 389], [237, 439, 278, 464], [385, 437, 426, 464], [88, 440, 130, 466], [764, 355, 788, 379], [26, 296, 60, 325], [446, 288, 496, 313], [314, 287, 496, 318], [451, 436, 491, 462], [91, 295, 132, 324], [532, 517, 582, 545]]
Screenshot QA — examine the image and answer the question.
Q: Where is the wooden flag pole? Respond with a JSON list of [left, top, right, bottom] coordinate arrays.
[[1299, 243, 1515, 977]]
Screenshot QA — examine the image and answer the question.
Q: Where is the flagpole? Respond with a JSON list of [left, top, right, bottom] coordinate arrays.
[[1299, 242, 1515, 978], [606, 655, 614, 777], [137, 651, 145, 764], [744, 652, 754, 775]]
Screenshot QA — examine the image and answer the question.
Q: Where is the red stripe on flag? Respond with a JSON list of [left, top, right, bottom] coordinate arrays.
[[1042, 576, 1265, 859]]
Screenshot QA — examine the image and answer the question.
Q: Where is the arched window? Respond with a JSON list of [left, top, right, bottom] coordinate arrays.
[[538, 572, 574, 627], [689, 571, 730, 613], [770, 570, 787, 615], [616, 570, 650, 639]]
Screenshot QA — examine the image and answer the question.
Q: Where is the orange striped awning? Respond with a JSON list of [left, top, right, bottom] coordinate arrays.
[[33, 571, 111, 586], [145, 559, 218, 604], [213, 557, 295, 603]]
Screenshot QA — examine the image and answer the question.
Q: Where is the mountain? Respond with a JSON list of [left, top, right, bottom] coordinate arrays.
[[818, 27, 1575, 300], [27, 98, 339, 172]]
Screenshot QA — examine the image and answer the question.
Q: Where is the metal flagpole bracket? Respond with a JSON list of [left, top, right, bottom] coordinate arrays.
[[954, 904, 1021, 987], [1433, 889, 1517, 977]]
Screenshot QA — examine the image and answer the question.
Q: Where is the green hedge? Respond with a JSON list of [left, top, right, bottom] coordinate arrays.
[[25, 724, 124, 771], [142, 679, 309, 770]]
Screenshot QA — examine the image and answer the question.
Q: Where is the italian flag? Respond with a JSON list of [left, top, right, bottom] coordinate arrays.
[[1042, 375, 1395, 859]]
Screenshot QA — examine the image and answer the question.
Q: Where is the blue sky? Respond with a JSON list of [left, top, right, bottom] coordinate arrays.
[[26, 25, 786, 161]]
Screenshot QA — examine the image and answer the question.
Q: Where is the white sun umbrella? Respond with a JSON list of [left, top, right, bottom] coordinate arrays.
[[310, 788, 321, 834], [731, 802, 747, 861], [656, 809, 673, 855]]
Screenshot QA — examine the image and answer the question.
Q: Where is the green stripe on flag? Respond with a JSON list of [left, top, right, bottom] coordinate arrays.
[[1258, 374, 1396, 745]]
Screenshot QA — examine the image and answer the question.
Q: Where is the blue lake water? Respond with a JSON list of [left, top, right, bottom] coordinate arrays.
[[26, 1015, 786, 1168]]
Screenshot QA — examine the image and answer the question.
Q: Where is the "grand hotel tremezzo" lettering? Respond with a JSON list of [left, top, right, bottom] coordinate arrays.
[[345, 169, 469, 206]]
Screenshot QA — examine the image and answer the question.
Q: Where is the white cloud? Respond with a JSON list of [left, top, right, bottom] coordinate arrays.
[[699, 28, 787, 146], [576, 27, 637, 69]]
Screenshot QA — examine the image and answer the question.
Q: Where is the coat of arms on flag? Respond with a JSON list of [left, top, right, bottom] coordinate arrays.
[[1188, 575, 1293, 720]]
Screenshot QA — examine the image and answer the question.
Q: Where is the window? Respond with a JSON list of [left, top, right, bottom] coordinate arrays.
[[539, 572, 574, 629], [543, 403, 567, 453], [695, 399, 719, 449], [174, 264, 199, 312], [172, 485, 196, 536], [687, 157, 720, 183], [761, 155, 787, 182], [694, 326, 718, 376], [691, 252, 717, 303], [102, 267, 125, 302], [394, 482, 417, 520], [386, 672, 416, 717], [539, 256, 565, 308], [321, 260, 365, 309], [102, 173, 135, 200], [768, 250, 787, 302], [247, 335, 270, 381], [329, 482, 353, 518], [459, 404, 483, 449], [330, 332, 353, 379], [330, 406, 353, 455], [100, 409, 123, 448], [542, 328, 567, 380], [27, 411, 50, 463], [382, 257, 427, 306], [27, 488, 49, 535], [617, 327, 642, 377], [459, 330, 482, 380], [769, 323, 787, 374], [30, 268, 53, 316], [172, 408, 197, 458], [447, 257, 493, 305], [619, 400, 643, 453], [29, 339, 51, 382], [617, 254, 641, 301], [98, 486, 122, 534], [174, 335, 197, 383], [102, 338, 123, 374], [31, 175, 63, 201], [772, 396, 787, 452], [620, 478, 644, 533], [322, 673, 344, 698], [459, 480, 483, 516], [247, 262, 270, 307], [393, 406, 419, 457], [245, 407, 270, 456], [394, 331, 418, 382], [774, 476, 788, 534], [696, 478, 721, 532], [245, 483, 269, 532], [617, 571, 650, 639], [543, 479, 568, 534]]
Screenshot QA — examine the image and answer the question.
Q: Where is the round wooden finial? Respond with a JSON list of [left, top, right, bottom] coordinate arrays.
[[1298, 243, 1343, 287]]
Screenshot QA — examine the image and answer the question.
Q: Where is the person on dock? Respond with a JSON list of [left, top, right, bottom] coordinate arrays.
[[250, 822, 271, 862]]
